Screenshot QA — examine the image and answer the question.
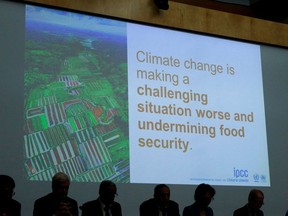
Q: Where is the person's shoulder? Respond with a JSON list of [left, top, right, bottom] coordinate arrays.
[[66, 196, 78, 204], [34, 193, 53, 203], [140, 198, 155, 206], [168, 199, 179, 207], [183, 203, 197, 213], [258, 209, 264, 216], [182, 204, 194, 216], [233, 205, 247, 215], [234, 205, 246, 211], [10, 199, 21, 208], [183, 203, 194, 209], [81, 199, 99, 208], [113, 201, 121, 206], [111, 201, 122, 210], [142, 198, 155, 203]]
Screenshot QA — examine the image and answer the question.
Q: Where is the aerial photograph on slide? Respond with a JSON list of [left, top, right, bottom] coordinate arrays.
[[23, 5, 129, 183]]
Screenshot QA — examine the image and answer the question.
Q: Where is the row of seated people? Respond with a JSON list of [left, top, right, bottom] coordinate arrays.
[[0, 172, 266, 216]]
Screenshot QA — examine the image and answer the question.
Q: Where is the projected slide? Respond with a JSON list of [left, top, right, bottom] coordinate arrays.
[[128, 25, 270, 186], [24, 5, 270, 186]]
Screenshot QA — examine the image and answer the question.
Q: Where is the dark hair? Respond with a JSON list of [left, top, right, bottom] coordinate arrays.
[[0, 175, 15, 189], [99, 180, 116, 195], [154, 184, 169, 195], [194, 183, 215, 201]]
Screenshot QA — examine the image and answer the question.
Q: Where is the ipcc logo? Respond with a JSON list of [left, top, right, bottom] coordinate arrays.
[[234, 168, 248, 178]]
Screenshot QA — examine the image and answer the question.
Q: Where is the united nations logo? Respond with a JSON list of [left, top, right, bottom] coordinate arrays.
[[253, 173, 259, 182], [260, 175, 266, 182]]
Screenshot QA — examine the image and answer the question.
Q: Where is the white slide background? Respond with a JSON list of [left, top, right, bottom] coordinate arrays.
[[127, 23, 270, 186]]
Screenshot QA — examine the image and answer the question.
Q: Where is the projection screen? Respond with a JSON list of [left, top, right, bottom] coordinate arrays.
[[1, 1, 288, 216]]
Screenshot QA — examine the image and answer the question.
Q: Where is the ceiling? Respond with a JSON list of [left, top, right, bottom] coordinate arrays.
[[171, 0, 288, 24]]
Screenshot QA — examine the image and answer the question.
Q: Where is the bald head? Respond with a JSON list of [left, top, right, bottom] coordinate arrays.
[[248, 189, 264, 212]]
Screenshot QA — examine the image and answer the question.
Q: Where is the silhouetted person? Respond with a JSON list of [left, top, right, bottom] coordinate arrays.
[[81, 180, 122, 216], [0, 175, 21, 216], [140, 184, 180, 216], [183, 183, 215, 216], [233, 189, 264, 216], [33, 172, 78, 216]]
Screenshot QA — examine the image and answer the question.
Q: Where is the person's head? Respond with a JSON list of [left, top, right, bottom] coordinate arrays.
[[248, 189, 264, 212], [0, 175, 15, 200], [154, 184, 170, 207], [52, 172, 70, 200], [99, 180, 117, 205], [194, 183, 216, 208]]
